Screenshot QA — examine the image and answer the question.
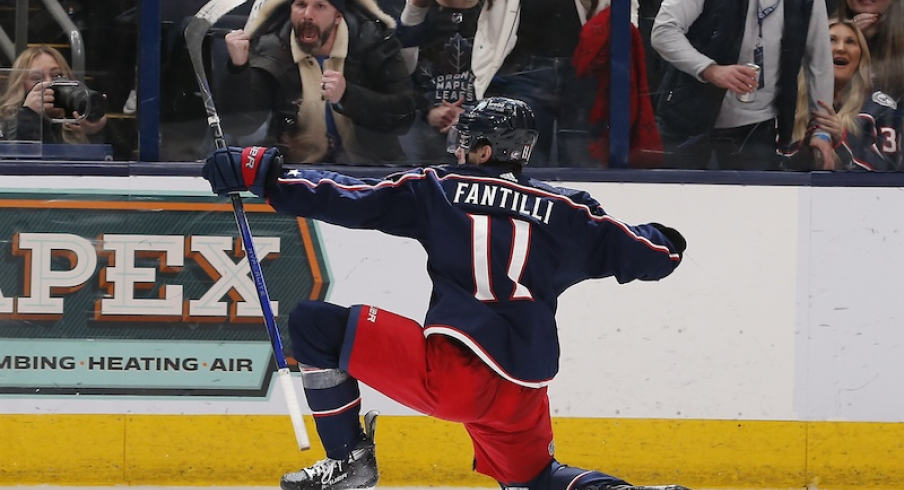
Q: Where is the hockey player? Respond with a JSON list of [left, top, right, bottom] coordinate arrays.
[[202, 97, 690, 490]]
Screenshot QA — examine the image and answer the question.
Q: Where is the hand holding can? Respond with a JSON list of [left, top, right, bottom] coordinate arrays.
[[737, 63, 760, 103]]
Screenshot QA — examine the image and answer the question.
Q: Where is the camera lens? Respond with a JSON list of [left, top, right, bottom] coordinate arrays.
[[50, 78, 107, 122]]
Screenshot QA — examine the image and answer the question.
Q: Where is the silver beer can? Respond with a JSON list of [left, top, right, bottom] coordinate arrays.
[[737, 63, 760, 103]]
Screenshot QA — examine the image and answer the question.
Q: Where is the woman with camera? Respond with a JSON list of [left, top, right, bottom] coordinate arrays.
[[0, 45, 106, 144]]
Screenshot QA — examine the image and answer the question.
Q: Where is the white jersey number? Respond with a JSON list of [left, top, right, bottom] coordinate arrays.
[[469, 214, 533, 302], [879, 127, 898, 153]]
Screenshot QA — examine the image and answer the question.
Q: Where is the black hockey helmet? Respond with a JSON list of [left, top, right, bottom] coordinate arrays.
[[447, 97, 539, 165]]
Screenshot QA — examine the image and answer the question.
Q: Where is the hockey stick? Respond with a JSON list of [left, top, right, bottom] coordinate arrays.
[[185, 1, 311, 451], [243, 0, 279, 37]]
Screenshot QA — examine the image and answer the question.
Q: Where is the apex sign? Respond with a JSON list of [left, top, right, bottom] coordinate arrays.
[[2, 232, 280, 321], [0, 196, 329, 396], [0, 196, 328, 332]]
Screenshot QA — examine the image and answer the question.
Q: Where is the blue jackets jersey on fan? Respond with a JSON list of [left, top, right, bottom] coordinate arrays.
[[266, 163, 681, 386], [836, 91, 903, 171]]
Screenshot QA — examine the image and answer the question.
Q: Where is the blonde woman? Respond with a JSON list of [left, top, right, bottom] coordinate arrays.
[[0, 45, 106, 144], [790, 19, 901, 171], [838, 0, 904, 101]]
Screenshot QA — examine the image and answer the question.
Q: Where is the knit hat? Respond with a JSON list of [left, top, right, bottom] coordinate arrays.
[[326, 0, 346, 14]]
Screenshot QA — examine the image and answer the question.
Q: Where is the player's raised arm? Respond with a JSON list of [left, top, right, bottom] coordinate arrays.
[[203, 145, 423, 236]]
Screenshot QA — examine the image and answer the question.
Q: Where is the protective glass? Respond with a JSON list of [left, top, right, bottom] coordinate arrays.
[[0, 68, 42, 158]]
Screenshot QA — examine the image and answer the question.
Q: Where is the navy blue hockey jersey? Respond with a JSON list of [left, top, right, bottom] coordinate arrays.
[[836, 91, 902, 171], [266, 164, 681, 387]]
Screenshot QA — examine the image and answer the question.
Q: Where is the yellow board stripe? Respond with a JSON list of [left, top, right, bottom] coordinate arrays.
[[1, 415, 902, 489]]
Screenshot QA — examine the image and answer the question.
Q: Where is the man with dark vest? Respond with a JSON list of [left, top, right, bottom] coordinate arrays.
[[651, 0, 832, 170]]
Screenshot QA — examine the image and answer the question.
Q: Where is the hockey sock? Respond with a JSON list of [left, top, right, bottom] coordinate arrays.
[[302, 366, 364, 460]]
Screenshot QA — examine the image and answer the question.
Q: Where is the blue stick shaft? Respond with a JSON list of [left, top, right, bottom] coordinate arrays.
[[230, 194, 289, 370], [186, 10, 309, 450]]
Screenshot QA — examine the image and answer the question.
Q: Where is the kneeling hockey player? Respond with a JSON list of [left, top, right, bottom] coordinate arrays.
[[203, 97, 690, 490]]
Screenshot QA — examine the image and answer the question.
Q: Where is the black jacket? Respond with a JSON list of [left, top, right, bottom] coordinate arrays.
[[221, 1, 416, 164], [655, 0, 815, 148]]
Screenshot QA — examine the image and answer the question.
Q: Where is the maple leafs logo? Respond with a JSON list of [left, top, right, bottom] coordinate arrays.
[[442, 33, 472, 75]]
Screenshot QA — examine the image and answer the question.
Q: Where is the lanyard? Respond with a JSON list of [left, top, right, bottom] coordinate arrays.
[[757, 0, 781, 39]]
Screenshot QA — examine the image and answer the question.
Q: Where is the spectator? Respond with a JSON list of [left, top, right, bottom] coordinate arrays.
[[787, 19, 902, 171], [219, 0, 417, 164], [651, 0, 833, 170], [472, 0, 639, 166], [0, 46, 107, 145], [837, 0, 904, 101], [573, 5, 664, 168], [395, 0, 482, 164]]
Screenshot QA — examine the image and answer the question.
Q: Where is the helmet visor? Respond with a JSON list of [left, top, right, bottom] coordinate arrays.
[[446, 126, 472, 155]]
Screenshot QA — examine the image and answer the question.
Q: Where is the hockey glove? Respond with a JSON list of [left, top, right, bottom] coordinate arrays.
[[202, 146, 282, 197], [650, 223, 686, 258]]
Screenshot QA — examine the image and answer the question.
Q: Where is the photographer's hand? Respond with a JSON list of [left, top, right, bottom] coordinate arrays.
[[23, 82, 54, 115], [71, 111, 107, 135]]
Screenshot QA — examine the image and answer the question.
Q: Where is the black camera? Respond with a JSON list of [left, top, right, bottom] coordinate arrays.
[[49, 78, 107, 122]]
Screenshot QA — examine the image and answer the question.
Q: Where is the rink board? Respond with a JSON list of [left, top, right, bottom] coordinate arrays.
[[1, 415, 903, 489], [0, 176, 903, 489]]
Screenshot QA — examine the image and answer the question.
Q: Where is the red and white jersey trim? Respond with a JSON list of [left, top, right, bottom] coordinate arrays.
[[423, 326, 553, 389]]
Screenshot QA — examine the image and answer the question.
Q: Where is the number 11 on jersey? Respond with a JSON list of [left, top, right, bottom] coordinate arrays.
[[469, 214, 533, 302]]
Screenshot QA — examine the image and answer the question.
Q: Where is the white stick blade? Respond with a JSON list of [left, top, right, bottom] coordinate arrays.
[[279, 368, 311, 451], [244, 0, 284, 37], [196, 0, 248, 23]]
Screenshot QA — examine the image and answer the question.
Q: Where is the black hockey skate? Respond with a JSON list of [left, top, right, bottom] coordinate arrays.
[[280, 411, 379, 490]]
